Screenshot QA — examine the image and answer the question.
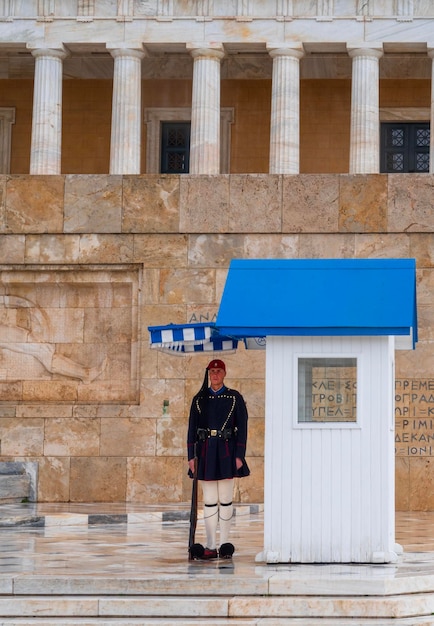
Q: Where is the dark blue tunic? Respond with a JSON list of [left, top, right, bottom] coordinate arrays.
[[187, 385, 250, 481]]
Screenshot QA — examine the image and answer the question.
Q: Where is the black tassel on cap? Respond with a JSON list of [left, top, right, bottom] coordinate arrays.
[[198, 368, 209, 397]]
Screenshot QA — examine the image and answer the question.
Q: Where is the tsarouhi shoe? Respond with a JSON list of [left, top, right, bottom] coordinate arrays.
[[219, 543, 235, 559], [188, 543, 205, 559], [201, 548, 218, 560]]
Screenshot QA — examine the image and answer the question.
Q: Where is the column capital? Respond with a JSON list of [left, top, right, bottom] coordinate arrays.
[[266, 43, 305, 59], [106, 43, 147, 59], [26, 43, 69, 60], [186, 42, 225, 60], [347, 43, 383, 59]]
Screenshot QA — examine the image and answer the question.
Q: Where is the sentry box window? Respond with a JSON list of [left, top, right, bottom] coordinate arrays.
[[298, 358, 357, 423]]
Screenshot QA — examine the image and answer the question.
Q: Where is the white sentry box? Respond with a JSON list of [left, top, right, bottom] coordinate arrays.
[[216, 258, 417, 564], [257, 334, 396, 564]]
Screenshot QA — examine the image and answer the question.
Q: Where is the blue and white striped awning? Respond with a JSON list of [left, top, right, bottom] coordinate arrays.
[[148, 322, 239, 355]]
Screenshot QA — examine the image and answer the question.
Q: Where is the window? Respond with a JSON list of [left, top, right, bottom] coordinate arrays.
[[298, 357, 357, 423], [160, 122, 190, 174], [380, 122, 430, 173], [0, 108, 15, 174], [145, 107, 234, 174]]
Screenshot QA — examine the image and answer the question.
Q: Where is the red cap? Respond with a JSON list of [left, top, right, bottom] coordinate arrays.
[[206, 359, 226, 371]]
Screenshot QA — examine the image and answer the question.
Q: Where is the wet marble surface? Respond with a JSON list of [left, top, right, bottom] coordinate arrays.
[[0, 503, 432, 583], [0, 504, 434, 624], [0, 503, 263, 579]]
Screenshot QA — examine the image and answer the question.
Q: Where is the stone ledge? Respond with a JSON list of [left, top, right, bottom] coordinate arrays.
[[0, 462, 37, 504], [0, 503, 263, 528], [0, 592, 433, 621]]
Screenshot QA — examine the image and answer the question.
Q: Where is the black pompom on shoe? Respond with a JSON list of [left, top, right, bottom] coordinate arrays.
[[219, 543, 235, 559], [189, 543, 205, 560]]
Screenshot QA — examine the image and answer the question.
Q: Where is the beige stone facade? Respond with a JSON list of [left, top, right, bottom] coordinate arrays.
[[0, 172, 431, 508], [1, 1, 434, 508]]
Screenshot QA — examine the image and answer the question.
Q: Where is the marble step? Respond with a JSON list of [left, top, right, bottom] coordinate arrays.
[[0, 617, 433, 624], [0, 593, 433, 621], [1, 506, 434, 624], [0, 621, 259, 626], [0, 475, 30, 501], [7, 572, 434, 597]]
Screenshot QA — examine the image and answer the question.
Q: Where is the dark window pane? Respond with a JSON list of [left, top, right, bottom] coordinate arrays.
[[161, 122, 191, 174], [416, 152, 430, 172], [386, 152, 404, 172], [167, 128, 187, 147], [381, 122, 430, 173], [416, 128, 430, 147], [390, 128, 404, 147], [167, 152, 185, 171]]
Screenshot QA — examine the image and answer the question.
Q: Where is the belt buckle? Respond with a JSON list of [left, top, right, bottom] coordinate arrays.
[[210, 429, 217, 436]]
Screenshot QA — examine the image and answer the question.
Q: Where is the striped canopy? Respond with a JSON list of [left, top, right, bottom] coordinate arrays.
[[148, 322, 240, 355]]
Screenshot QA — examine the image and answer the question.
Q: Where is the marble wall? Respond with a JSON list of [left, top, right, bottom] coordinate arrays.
[[0, 172, 433, 509]]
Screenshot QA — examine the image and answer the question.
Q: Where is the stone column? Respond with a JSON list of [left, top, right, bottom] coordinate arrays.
[[28, 46, 68, 174], [267, 44, 304, 174], [428, 47, 434, 174], [187, 43, 225, 175], [108, 45, 146, 175], [347, 44, 383, 174]]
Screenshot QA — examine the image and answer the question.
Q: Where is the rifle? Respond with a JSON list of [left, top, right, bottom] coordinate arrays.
[[188, 451, 204, 559]]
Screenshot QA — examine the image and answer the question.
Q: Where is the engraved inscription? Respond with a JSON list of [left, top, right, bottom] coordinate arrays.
[[395, 379, 434, 456]]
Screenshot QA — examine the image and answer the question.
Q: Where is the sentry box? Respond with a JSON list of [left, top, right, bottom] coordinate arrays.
[[217, 259, 417, 563]]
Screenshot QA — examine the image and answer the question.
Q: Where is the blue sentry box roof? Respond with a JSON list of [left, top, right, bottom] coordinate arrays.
[[216, 259, 418, 348]]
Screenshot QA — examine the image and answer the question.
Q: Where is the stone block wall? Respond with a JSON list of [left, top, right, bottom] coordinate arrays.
[[0, 172, 433, 509]]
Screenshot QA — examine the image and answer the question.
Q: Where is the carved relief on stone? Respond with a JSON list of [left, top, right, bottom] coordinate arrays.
[[357, 0, 373, 15], [78, 0, 95, 18], [277, 0, 293, 16], [396, 0, 413, 17], [118, 0, 133, 17], [317, 0, 333, 17], [0, 294, 107, 384], [0, 267, 139, 403], [37, 0, 54, 20]]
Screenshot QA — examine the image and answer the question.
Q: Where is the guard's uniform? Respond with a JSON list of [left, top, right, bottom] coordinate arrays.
[[187, 385, 250, 480]]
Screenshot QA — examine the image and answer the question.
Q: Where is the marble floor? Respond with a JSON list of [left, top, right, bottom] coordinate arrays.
[[0, 503, 434, 623]]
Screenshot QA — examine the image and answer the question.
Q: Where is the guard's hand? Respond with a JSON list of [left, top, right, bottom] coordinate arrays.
[[236, 457, 243, 470], [188, 459, 196, 473]]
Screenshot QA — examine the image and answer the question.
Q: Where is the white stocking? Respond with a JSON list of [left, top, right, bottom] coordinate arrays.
[[201, 481, 219, 550], [218, 479, 234, 545]]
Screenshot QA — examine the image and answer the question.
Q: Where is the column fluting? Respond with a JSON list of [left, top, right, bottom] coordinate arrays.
[[187, 44, 225, 175], [108, 46, 146, 175], [348, 45, 383, 174], [267, 44, 304, 174], [29, 46, 68, 175]]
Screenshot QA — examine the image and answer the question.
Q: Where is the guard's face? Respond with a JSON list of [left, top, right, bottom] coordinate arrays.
[[208, 367, 225, 390]]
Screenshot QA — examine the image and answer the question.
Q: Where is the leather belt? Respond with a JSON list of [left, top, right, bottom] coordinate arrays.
[[197, 427, 234, 440]]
